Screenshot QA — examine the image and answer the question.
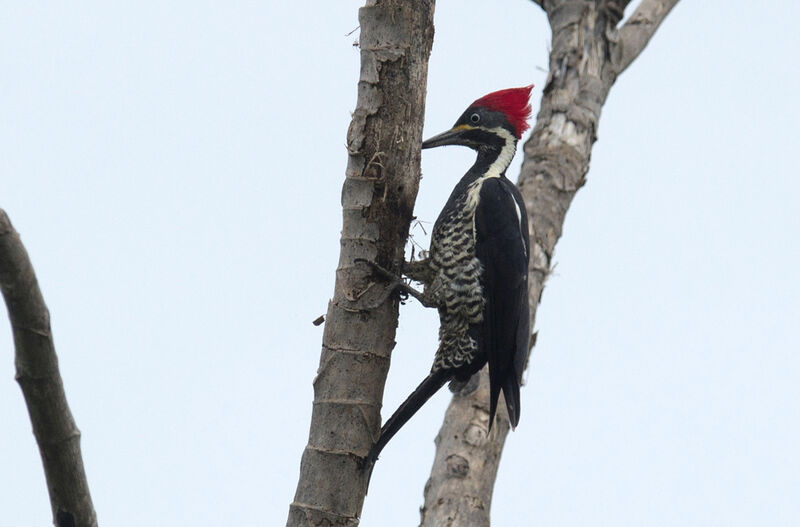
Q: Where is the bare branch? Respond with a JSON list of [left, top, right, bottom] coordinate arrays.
[[419, 373, 510, 526], [420, 1, 680, 524], [616, 0, 680, 73], [0, 209, 97, 527], [613, 0, 635, 12], [604, 0, 633, 24], [286, 1, 435, 525]]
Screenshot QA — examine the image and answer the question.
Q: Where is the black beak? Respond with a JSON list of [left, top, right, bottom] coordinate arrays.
[[421, 126, 471, 149]]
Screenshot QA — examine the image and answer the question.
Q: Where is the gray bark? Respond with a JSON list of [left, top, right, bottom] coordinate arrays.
[[286, 1, 435, 525], [419, 1, 680, 525], [0, 209, 97, 527]]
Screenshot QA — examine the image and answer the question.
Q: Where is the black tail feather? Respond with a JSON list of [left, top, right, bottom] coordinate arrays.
[[488, 370, 502, 433], [503, 372, 521, 428], [366, 369, 449, 466], [488, 368, 521, 432]]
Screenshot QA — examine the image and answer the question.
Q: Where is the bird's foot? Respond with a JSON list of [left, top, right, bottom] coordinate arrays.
[[355, 258, 436, 308], [402, 257, 433, 284]]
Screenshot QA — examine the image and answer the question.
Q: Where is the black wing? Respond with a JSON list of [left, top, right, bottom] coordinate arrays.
[[474, 177, 530, 428]]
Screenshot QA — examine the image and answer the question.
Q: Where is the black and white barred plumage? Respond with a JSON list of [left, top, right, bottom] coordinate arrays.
[[366, 87, 533, 467]]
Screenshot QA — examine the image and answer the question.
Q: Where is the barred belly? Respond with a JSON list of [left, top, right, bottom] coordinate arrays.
[[427, 190, 485, 371]]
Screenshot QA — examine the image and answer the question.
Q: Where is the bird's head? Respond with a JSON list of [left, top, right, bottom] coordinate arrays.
[[421, 85, 533, 151]]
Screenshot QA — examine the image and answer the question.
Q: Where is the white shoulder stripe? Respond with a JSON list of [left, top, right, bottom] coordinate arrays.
[[515, 197, 527, 251], [512, 197, 523, 224]]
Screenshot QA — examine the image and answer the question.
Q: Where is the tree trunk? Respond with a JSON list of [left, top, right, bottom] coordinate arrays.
[[420, 1, 680, 525], [287, 1, 435, 525], [0, 209, 98, 527]]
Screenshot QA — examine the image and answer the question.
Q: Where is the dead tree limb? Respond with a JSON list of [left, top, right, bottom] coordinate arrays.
[[0, 209, 97, 527], [286, 1, 435, 525], [420, 1, 680, 525]]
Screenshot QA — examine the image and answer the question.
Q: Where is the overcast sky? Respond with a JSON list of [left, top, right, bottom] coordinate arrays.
[[2, 1, 799, 525]]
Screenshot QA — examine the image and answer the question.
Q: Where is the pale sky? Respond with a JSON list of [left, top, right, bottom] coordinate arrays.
[[2, 1, 799, 525]]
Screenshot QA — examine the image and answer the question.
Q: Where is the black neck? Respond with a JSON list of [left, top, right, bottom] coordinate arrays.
[[467, 129, 516, 179]]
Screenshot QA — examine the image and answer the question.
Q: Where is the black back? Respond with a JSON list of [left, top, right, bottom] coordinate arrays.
[[474, 176, 530, 427]]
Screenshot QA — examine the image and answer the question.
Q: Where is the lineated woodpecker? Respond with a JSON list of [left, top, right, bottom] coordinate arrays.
[[365, 86, 533, 466]]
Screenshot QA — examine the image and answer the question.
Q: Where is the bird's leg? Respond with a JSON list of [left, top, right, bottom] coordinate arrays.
[[402, 257, 434, 284], [394, 282, 438, 308], [355, 258, 438, 308]]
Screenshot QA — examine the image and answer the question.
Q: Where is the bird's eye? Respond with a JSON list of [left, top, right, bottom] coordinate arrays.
[[470, 113, 480, 124]]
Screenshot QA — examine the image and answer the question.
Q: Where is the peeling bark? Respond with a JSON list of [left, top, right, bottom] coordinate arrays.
[[420, 1, 679, 525], [286, 1, 435, 525], [0, 209, 97, 527]]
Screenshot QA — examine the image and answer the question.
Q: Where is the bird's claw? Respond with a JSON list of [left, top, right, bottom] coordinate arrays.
[[354, 258, 433, 308]]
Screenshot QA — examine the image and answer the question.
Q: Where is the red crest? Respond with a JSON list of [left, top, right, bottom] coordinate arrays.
[[471, 85, 534, 139]]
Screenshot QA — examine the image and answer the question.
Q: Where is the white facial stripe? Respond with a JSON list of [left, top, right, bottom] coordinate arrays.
[[484, 127, 517, 179]]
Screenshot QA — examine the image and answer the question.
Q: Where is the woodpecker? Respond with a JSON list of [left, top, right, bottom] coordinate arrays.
[[365, 86, 533, 466]]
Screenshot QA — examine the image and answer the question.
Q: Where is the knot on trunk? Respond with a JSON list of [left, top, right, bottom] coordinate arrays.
[[445, 454, 470, 479]]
